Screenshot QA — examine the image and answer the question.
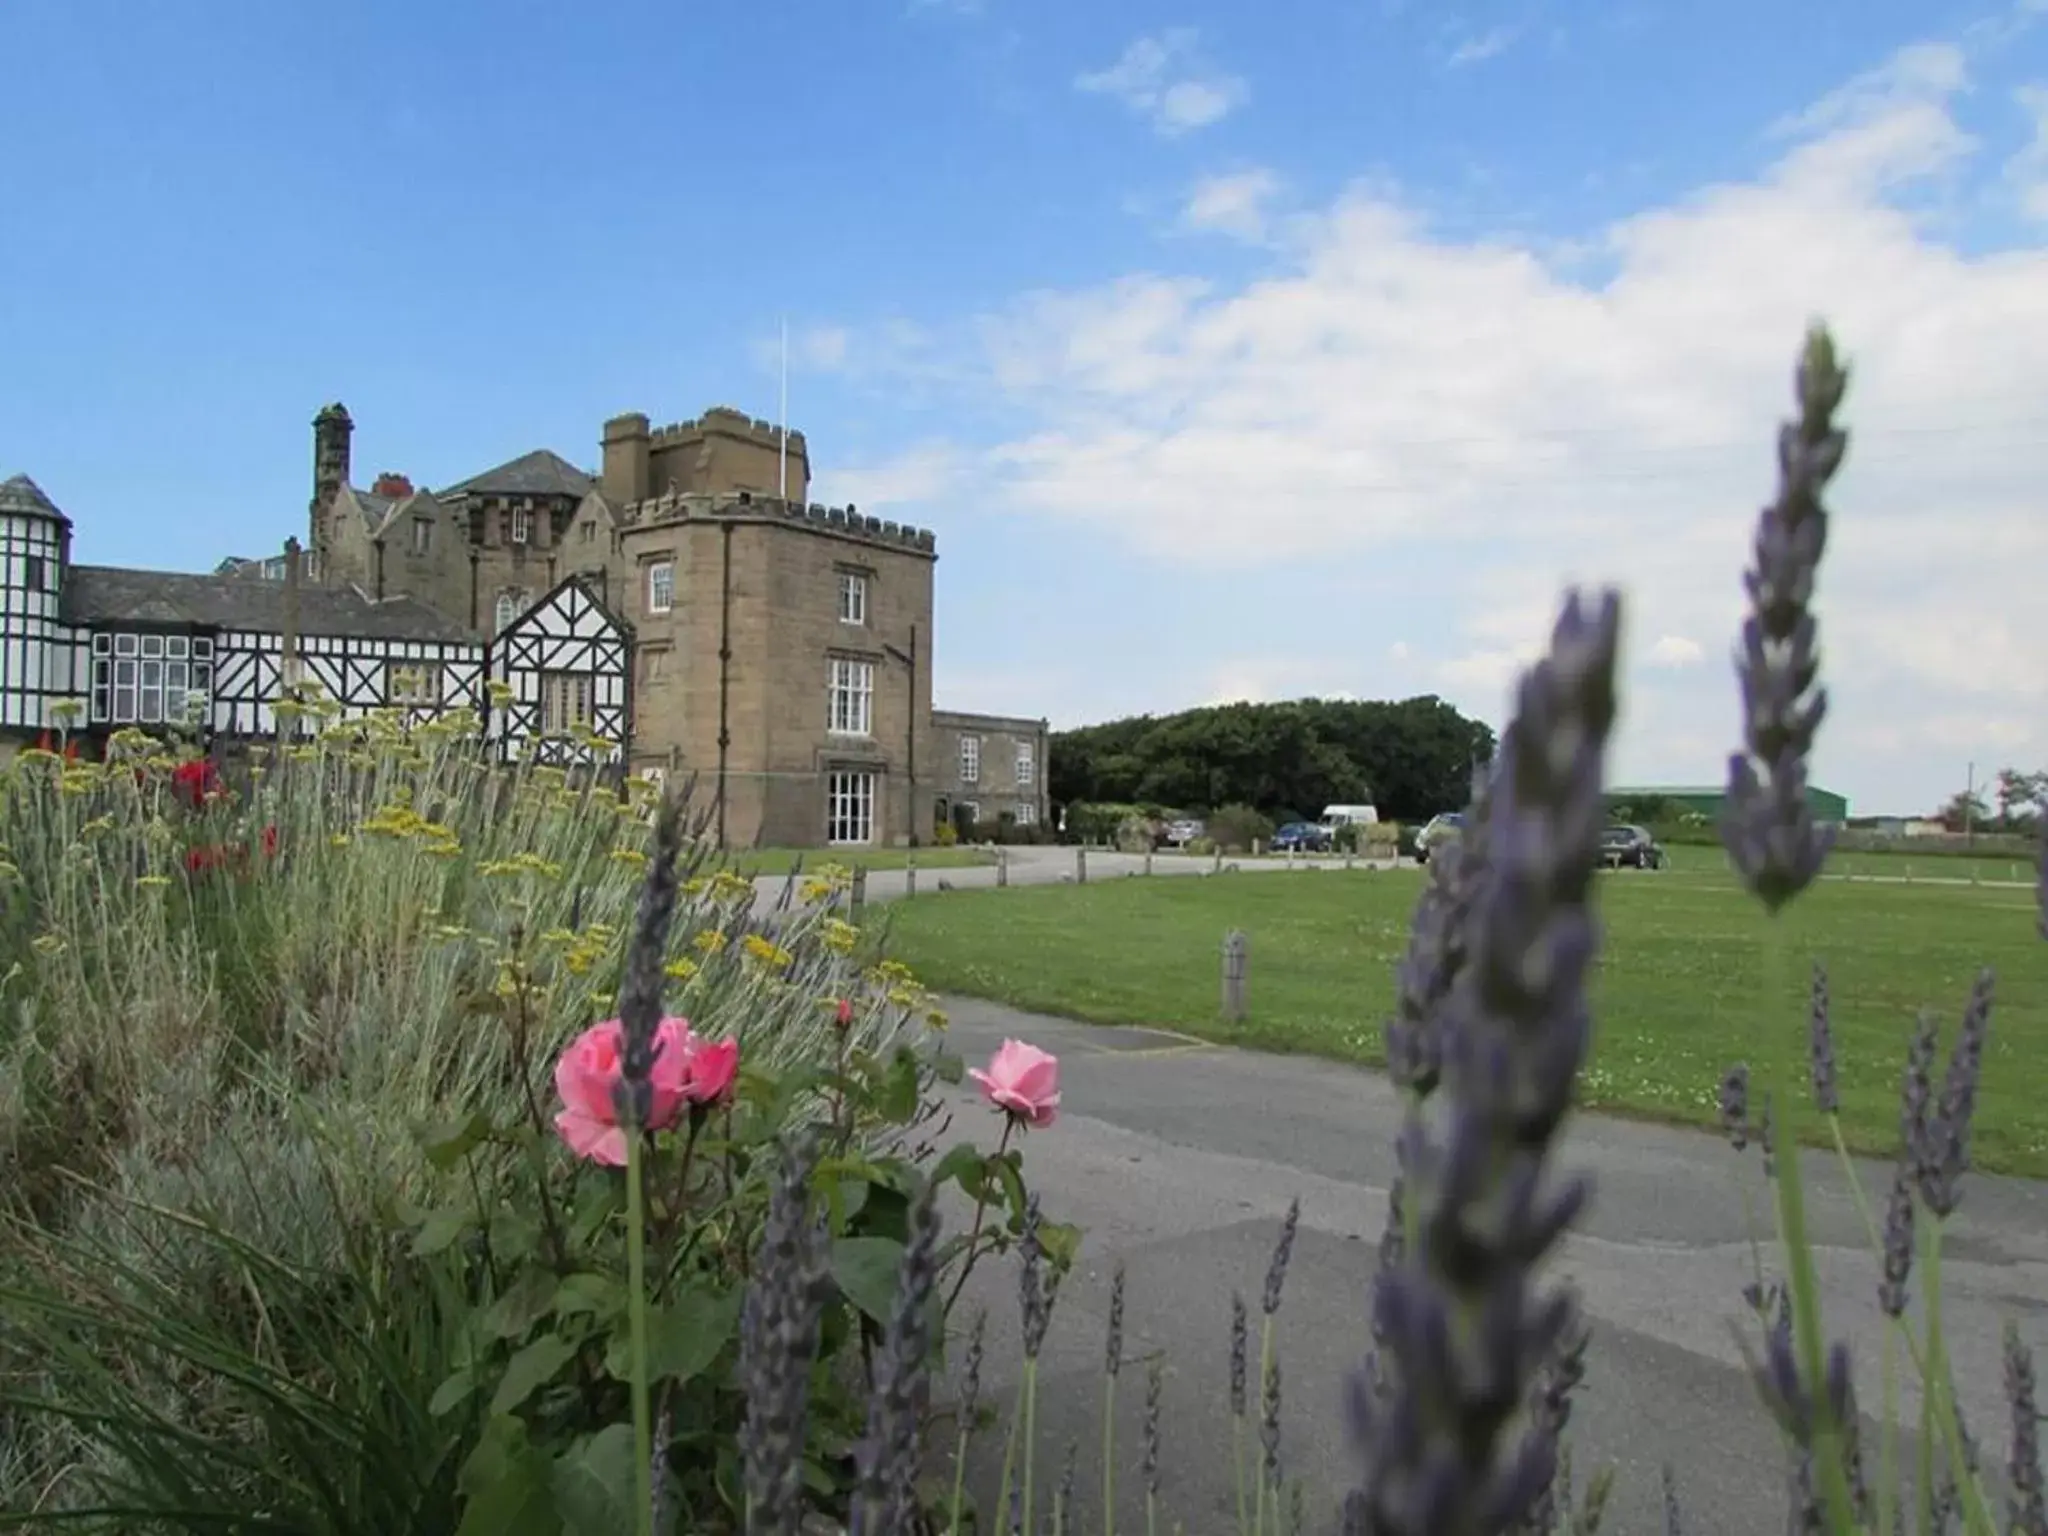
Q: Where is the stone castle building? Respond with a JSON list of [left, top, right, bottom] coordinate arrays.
[[201, 402, 1050, 848]]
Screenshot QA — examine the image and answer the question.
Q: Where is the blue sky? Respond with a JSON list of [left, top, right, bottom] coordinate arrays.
[[4, 0, 2046, 816]]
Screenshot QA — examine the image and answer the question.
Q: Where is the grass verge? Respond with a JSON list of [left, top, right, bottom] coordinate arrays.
[[724, 845, 1000, 876], [880, 863, 2048, 1176]]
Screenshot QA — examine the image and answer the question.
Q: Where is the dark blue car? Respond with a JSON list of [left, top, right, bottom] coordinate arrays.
[[1270, 821, 1333, 853]]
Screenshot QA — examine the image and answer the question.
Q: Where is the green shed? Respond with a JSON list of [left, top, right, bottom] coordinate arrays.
[[1604, 783, 1849, 824]]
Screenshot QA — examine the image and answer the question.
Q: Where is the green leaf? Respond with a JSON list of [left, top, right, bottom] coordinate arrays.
[[931, 1141, 990, 1200], [490, 1210, 544, 1267], [430, 1366, 478, 1418], [602, 1286, 742, 1386], [422, 1109, 495, 1170], [455, 1414, 561, 1536], [551, 1424, 641, 1536], [483, 1268, 561, 1341], [412, 1202, 475, 1257], [831, 1235, 908, 1326], [989, 1153, 1029, 1233], [553, 1271, 627, 1323], [1037, 1220, 1085, 1275], [490, 1332, 579, 1416], [875, 1046, 922, 1124]]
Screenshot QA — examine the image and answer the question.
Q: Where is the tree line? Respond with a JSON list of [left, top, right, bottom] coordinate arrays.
[[1048, 695, 1497, 826]]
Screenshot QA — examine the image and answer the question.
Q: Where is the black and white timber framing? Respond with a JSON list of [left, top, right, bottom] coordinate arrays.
[[486, 575, 630, 766], [0, 478, 629, 758]]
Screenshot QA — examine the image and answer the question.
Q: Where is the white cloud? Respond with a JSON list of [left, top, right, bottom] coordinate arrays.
[[1647, 634, 1705, 669], [2008, 83, 2048, 218], [848, 28, 2048, 811], [1076, 31, 1248, 136], [816, 442, 963, 512], [1181, 168, 1282, 241], [1447, 25, 1518, 67]]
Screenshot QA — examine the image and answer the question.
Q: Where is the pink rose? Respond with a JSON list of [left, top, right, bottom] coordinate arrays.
[[968, 1039, 1061, 1129], [553, 1017, 741, 1166]]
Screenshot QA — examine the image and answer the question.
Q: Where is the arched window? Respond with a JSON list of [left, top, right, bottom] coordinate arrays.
[[494, 592, 518, 635]]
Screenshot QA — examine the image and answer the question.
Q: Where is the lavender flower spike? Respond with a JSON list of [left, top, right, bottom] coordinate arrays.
[[2037, 813, 2046, 941], [738, 1131, 832, 1536], [1343, 588, 1620, 1535], [1919, 968, 1996, 1220], [848, 1187, 942, 1536], [1808, 960, 1838, 1115], [612, 792, 686, 1133], [2006, 1321, 2046, 1536], [1720, 326, 1849, 912]]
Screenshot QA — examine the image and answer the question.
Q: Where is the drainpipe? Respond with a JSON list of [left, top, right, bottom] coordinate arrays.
[[467, 547, 480, 632], [372, 537, 386, 601], [716, 520, 733, 849]]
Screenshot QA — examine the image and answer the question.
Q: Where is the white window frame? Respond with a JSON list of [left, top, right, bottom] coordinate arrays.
[[494, 592, 519, 635], [1016, 742, 1036, 788], [838, 570, 868, 625], [541, 671, 594, 734], [647, 561, 675, 615], [510, 507, 532, 545], [959, 735, 980, 784], [89, 632, 210, 725], [826, 770, 876, 846], [827, 656, 873, 737], [1015, 800, 1038, 827], [410, 518, 432, 556]]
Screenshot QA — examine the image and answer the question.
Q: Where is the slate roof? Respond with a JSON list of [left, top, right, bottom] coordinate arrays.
[[440, 449, 595, 500], [0, 474, 70, 526], [65, 566, 475, 642]]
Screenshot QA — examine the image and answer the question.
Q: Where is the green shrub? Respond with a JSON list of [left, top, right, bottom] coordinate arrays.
[[1205, 804, 1273, 854]]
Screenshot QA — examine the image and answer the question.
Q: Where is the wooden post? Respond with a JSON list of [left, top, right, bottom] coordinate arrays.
[[1286, 846, 1296, 868], [852, 865, 869, 913], [1076, 846, 1088, 884], [1212, 844, 1223, 875], [1221, 930, 1248, 1023], [905, 852, 917, 898], [997, 847, 1009, 888], [1144, 847, 1153, 877], [1343, 846, 1354, 871], [1252, 838, 1263, 857]]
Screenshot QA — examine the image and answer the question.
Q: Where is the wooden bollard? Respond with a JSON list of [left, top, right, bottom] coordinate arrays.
[[905, 852, 917, 898], [1212, 845, 1223, 874], [1343, 847, 1354, 870], [851, 865, 868, 912], [1076, 846, 1088, 883], [1144, 848, 1153, 877], [997, 847, 1009, 887], [1221, 929, 1248, 1023]]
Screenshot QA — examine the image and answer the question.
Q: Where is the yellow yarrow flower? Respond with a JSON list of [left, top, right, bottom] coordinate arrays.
[[138, 874, 172, 889], [30, 934, 64, 955], [692, 929, 728, 955], [821, 918, 859, 955], [742, 934, 794, 969], [664, 957, 699, 982]]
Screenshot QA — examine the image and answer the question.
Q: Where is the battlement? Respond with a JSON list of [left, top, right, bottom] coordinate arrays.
[[617, 488, 935, 554], [646, 406, 807, 451]]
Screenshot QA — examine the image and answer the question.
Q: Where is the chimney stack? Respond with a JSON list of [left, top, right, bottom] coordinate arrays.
[[372, 472, 414, 499]]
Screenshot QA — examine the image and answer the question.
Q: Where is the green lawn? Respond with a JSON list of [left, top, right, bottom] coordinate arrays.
[[881, 863, 2048, 1176], [724, 845, 998, 877]]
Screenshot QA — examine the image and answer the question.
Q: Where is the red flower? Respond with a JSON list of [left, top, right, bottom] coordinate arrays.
[[171, 759, 224, 810], [261, 824, 280, 858], [186, 844, 226, 875]]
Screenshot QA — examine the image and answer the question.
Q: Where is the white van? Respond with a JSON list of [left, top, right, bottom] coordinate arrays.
[[1320, 803, 1379, 831]]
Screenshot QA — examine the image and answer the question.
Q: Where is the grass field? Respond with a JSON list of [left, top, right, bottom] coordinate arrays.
[[724, 845, 999, 877], [880, 861, 2048, 1176]]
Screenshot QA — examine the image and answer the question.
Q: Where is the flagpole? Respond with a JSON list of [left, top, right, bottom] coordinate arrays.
[[778, 316, 789, 500]]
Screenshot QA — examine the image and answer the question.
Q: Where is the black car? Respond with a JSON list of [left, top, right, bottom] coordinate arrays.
[[1601, 824, 1666, 870]]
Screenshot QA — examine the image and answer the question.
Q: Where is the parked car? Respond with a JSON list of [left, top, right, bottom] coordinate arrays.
[[1271, 821, 1334, 853], [1415, 811, 1467, 865], [1164, 817, 1205, 847], [1601, 823, 1667, 869]]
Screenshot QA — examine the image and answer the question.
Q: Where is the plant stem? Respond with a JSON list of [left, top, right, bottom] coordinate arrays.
[[625, 1131, 655, 1536], [1103, 1371, 1118, 1536], [1022, 1357, 1040, 1536], [1233, 1415, 1247, 1536], [942, 1117, 1017, 1318], [1878, 1315, 1898, 1536], [1760, 922, 1857, 1536], [1922, 1218, 1998, 1536], [949, 1420, 972, 1535]]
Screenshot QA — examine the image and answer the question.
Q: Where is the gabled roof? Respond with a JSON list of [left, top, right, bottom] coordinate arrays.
[[0, 474, 70, 526], [441, 449, 594, 500], [65, 565, 474, 642]]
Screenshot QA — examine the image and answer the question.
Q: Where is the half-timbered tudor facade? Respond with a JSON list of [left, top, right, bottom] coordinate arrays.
[[486, 575, 630, 766], [0, 475, 626, 765]]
